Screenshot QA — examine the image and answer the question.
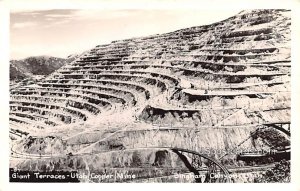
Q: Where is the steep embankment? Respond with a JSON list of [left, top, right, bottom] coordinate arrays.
[[10, 9, 291, 183]]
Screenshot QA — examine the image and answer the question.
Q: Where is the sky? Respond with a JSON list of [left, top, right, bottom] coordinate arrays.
[[10, 9, 241, 60]]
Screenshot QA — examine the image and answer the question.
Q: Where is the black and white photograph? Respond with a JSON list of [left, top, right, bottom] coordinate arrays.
[[1, 0, 300, 189], [8, 8, 292, 183]]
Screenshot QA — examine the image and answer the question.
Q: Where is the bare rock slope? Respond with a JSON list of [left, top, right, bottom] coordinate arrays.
[[10, 9, 291, 183]]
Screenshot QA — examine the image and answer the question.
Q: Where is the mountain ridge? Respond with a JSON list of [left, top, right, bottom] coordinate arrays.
[[10, 54, 79, 81]]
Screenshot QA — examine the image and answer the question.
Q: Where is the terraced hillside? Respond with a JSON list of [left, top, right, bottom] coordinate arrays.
[[9, 9, 291, 183]]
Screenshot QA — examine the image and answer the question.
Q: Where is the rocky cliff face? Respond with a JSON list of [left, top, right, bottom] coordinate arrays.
[[10, 9, 291, 183]]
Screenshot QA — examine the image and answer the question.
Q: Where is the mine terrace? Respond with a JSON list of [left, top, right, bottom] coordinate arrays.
[[9, 9, 291, 183]]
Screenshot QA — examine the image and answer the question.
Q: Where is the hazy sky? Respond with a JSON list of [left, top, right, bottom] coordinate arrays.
[[10, 9, 241, 59]]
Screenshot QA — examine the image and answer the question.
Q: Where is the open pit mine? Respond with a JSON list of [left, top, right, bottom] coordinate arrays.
[[9, 9, 291, 183]]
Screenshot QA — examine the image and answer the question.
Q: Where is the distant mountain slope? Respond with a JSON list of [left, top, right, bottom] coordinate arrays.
[[10, 55, 78, 81]]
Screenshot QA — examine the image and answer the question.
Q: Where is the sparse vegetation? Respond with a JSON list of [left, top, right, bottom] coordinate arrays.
[[254, 160, 290, 183]]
